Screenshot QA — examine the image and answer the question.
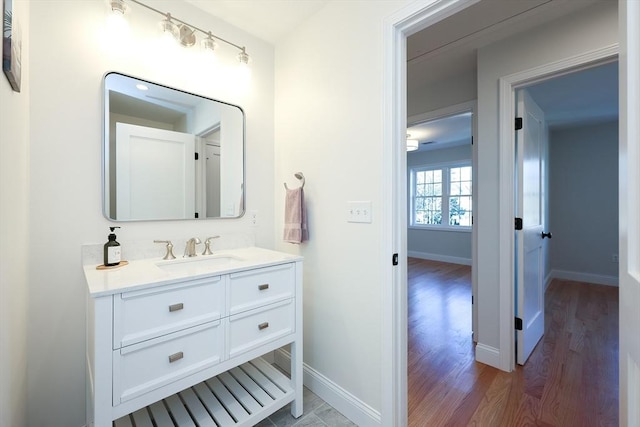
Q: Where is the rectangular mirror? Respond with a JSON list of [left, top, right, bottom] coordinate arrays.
[[103, 72, 245, 221]]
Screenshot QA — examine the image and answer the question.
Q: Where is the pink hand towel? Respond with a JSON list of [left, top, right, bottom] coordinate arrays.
[[283, 187, 308, 244]]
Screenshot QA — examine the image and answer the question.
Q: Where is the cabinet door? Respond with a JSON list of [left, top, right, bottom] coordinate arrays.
[[113, 276, 224, 349], [113, 320, 224, 404]]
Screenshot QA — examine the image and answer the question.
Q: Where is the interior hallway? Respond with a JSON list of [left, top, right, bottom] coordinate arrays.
[[407, 258, 618, 426]]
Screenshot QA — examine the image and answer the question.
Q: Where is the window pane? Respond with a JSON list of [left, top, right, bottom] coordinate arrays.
[[416, 172, 425, 184], [433, 183, 442, 196], [461, 166, 471, 181], [451, 182, 460, 195], [434, 170, 442, 183], [450, 167, 460, 182]]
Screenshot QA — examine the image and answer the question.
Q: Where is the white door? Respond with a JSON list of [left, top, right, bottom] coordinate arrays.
[[515, 89, 546, 365], [619, 1, 640, 424], [116, 123, 195, 220], [205, 143, 221, 217]]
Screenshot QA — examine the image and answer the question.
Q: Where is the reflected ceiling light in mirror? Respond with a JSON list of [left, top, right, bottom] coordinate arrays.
[[406, 134, 419, 152], [135, 83, 149, 91], [107, 0, 250, 66]]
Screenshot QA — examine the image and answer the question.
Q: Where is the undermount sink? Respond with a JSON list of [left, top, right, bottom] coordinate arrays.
[[155, 254, 244, 274]]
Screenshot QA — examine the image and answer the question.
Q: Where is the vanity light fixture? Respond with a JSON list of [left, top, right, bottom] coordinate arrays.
[[108, 0, 250, 64], [201, 31, 218, 53], [158, 13, 180, 40], [406, 134, 419, 152]]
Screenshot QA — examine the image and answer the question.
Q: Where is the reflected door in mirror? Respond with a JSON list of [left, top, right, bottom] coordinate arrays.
[[103, 72, 245, 221]]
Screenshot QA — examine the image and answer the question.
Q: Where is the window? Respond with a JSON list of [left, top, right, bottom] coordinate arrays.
[[411, 163, 472, 229]]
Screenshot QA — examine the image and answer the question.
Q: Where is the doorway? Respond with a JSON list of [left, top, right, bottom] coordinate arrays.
[[513, 61, 619, 365], [384, 1, 630, 425]]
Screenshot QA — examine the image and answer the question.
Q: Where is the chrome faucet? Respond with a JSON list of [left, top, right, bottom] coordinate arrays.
[[184, 237, 201, 257]]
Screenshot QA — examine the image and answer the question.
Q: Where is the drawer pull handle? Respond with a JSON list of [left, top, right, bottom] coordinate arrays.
[[258, 284, 269, 291], [168, 352, 184, 363], [169, 303, 184, 312], [258, 322, 269, 330]]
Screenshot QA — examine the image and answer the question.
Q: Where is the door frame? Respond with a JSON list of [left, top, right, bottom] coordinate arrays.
[[382, 1, 481, 425], [407, 100, 478, 341], [497, 44, 619, 370]]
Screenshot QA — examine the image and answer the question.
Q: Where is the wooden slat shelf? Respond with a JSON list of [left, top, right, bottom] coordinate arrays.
[[113, 358, 293, 427]]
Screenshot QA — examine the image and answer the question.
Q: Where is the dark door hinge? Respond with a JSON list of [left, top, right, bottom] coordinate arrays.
[[392, 253, 399, 266], [515, 117, 523, 131], [515, 317, 523, 331], [195, 212, 199, 218], [195, 152, 199, 160], [515, 217, 523, 230]]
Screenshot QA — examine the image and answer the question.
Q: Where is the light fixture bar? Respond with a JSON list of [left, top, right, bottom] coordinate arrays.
[[125, 0, 248, 56]]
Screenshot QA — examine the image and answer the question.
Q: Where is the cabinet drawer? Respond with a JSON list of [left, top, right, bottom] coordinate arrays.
[[113, 320, 224, 404], [113, 277, 224, 349], [229, 264, 295, 315], [228, 299, 294, 358]]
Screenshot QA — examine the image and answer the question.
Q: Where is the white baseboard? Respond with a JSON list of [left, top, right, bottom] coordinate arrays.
[[544, 271, 553, 291], [407, 250, 471, 266], [550, 269, 618, 287], [475, 343, 501, 369], [274, 349, 381, 427]]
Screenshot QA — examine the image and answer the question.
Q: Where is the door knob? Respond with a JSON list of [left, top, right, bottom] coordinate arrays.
[[541, 231, 552, 239]]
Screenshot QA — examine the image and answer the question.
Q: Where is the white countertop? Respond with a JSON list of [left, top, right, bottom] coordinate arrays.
[[84, 246, 302, 297]]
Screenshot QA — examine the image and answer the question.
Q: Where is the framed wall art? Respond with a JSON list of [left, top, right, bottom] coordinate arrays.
[[3, 0, 21, 92]]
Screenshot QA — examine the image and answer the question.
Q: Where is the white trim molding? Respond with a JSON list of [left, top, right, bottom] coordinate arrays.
[[274, 349, 381, 427], [475, 343, 501, 368], [408, 250, 471, 266], [549, 269, 619, 287]]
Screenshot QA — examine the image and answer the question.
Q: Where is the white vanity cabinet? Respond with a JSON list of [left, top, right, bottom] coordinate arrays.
[[85, 248, 303, 427]]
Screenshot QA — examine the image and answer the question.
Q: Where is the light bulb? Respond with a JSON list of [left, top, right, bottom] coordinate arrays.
[[202, 32, 217, 53], [238, 48, 250, 65], [159, 13, 179, 39]]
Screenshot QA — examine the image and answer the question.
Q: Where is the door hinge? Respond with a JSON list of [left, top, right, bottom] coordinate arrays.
[[515, 317, 523, 331], [195, 212, 199, 218], [515, 217, 523, 230], [392, 253, 399, 266], [471, 136, 474, 145], [471, 295, 474, 305], [515, 117, 523, 131], [195, 152, 199, 160]]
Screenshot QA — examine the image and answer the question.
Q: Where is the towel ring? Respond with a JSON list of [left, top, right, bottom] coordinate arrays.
[[284, 172, 305, 190]]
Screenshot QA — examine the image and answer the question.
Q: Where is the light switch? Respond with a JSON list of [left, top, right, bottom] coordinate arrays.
[[347, 201, 372, 223]]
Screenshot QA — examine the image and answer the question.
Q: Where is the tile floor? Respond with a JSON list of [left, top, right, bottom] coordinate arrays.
[[255, 387, 358, 427]]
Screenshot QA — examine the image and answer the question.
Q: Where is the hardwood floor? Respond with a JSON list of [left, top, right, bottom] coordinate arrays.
[[407, 258, 619, 427]]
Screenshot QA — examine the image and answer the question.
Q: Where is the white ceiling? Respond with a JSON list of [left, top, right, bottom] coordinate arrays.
[[178, 0, 617, 151]]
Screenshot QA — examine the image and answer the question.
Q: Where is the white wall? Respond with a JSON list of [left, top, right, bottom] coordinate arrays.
[[408, 66, 476, 117], [274, 1, 409, 421], [476, 1, 618, 353], [548, 120, 619, 284], [407, 145, 472, 263], [0, 1, 30, 426], [26, 2, 275, 426]]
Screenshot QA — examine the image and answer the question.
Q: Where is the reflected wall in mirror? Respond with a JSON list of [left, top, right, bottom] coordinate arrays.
[[103, 72, 245, 221]]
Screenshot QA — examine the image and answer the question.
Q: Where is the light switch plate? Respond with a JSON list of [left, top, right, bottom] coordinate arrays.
[[347, 201, 372, 223]]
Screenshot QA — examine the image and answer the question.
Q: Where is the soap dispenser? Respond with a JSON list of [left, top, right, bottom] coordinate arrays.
[[104, 227, 122, 267]]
